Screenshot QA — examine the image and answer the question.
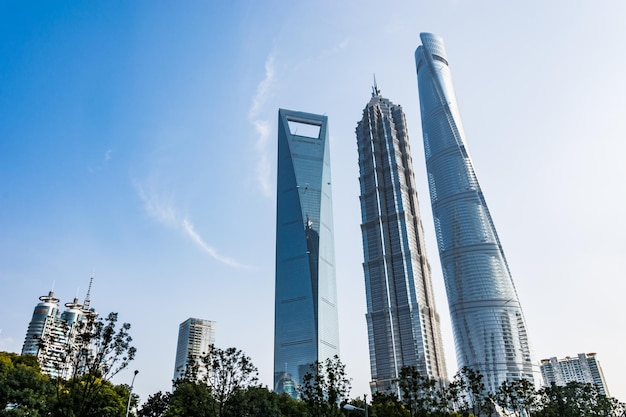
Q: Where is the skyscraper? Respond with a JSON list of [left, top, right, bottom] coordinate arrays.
[[540, 353, 610, 396], [173, 318, 216, 382], [415, 33, 535, 392], [274, 109, 339, 397], [356, 85, 448, 393]]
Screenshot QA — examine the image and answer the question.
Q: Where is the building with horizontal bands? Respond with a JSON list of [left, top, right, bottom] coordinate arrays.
[[173, 317, 216, 383], [540, 353, 609, 395]]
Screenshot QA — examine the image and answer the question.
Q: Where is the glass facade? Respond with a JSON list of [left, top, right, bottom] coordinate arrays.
[[356, 87, 448, 393], [274, 109, 339, 397], [415, 33, 535, 392]]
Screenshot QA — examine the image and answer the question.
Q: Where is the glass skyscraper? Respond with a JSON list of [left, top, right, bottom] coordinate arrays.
[[356, 86, 448, 393], [274, 109, 339, 397], [415, 33, 535, 392]]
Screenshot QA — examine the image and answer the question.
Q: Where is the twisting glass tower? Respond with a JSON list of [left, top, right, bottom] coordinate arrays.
[[274, 109, 339, 397], [356, 85, 448, 393], [415, 33, 535, 392]]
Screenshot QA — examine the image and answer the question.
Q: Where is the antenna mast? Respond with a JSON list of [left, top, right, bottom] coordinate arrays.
[[83, 277, 94, 310], [372, 73, 381, 96]]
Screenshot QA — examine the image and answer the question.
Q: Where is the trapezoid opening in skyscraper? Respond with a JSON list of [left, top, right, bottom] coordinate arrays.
[[274, 109, 340, 397], [415, 32, 536, 392]]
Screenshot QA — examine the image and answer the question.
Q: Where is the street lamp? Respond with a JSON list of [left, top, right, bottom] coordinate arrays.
[[343, 394, 368, 417], [125, 370, 139, 417]]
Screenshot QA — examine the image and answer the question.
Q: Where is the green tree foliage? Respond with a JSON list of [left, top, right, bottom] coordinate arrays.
[[45, 311, 136, 417], [138, 391, 171, 417], [494, 378, 538, 417], [223, 387, 309, 417], [199, 345, 260, 417], [398, 365, 440, 417], [299, 355, 351, 417], [68, 311, 136, 381], [0, 352, 53, 417], [535, 381, 626, 417], [370, 392, 409, 417], [166, 381, 214, 417], [169, 345, 260, 417], [449, 366, 489, 417]]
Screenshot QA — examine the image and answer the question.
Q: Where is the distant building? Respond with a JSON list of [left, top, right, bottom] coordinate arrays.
[[173, 318, 216, 382], [355, 85, 448, 394], [540, 353, 610, 395], [274, 109, 340, 397], [21, 279, 95, 378]]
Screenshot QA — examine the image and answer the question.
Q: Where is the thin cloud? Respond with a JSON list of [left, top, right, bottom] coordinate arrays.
[[182, 219, 247, 268], [88, 149, 114, 173], [320, 37, 350, 57], [134, 180, 248, 268], [248, 52, 275, 198], [134, 180, 178, 227]]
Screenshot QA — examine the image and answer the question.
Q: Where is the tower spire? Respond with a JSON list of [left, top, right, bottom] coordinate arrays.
[[83, 277, 94, 310], [372, 73, 381, 97]]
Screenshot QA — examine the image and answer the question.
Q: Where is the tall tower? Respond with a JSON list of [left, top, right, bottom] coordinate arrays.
[[22, 290, 62, 357], [415, 33, 535, 392], [356, 85, 448, 393], [173, 318, 216, 382], [274, 109, 339, 397]]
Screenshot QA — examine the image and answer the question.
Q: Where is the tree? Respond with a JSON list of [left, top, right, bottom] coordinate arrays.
[[370, 392, 409, 417], [494, 378, 538, 417], [398, 365, 440, 417], [50, 312, 137, 417], [166, 381, 214, 417], [536, 381, 626, 417], [0, 352, 54, 417], [299, 355, 351, 417], [172, 345, 259, 417], [138, 391, 171, 417], [449, 367, 488, 417]]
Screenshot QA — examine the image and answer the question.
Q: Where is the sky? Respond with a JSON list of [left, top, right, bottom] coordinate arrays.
[[1, 0, 626, 404]]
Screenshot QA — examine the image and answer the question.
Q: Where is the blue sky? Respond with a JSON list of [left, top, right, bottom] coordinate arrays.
[[2, 0, 626, 403]]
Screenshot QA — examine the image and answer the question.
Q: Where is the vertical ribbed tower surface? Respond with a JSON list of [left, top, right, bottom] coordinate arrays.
[[356, 86, 448, 394], [415, 33, 535, 392], [274, 109, 339, 398]]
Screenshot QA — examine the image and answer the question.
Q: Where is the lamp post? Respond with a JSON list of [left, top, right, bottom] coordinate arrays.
[[343, 394, 368, 417], [125, 370, 139, 417]]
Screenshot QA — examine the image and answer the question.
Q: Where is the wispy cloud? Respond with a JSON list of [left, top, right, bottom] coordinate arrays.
[[320, 37, 350, 57], [134, 180, 248, 268], [134, 179, 178, 227], [88, 149, 114, 173], [181, 219, 245, 268], [248, 52, 275, 198]]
